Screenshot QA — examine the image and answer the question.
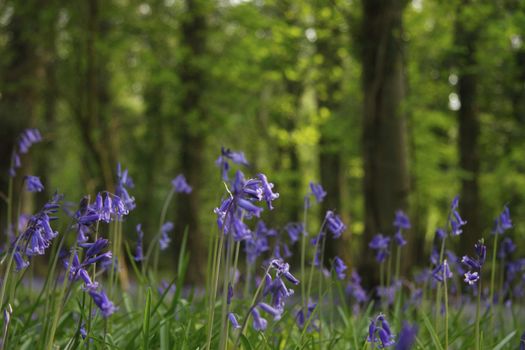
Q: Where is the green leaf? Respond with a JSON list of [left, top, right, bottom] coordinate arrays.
[[492, 330, 516, 350]]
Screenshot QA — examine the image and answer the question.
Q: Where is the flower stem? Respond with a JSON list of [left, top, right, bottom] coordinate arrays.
[[489, 233, 498, 337]]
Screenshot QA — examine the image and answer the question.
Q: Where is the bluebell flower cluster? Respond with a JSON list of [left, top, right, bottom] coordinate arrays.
[[76, 192, 130, 228], [12, 194, 61, 271], [393, 210, 410, 246], [214, 171, 279, 242], [135, 224, 144, 261], [295, 301, 318, 331], [492, 205, 512, 235], [449, 196, 467, 236], [367, 314, 395, 348], [215, 147, 249, 180], [346, 270, 367, 304], [369, 234, 391, 263], [244, 221, 275, 263], [395, 322, 418, 350], [325, 211, 346, 238], [333, 256, 347, 280], [285, 222, 303, 244], [25, 175, 44, 193], [250, 259, 299, 331], [498, 237, 516, 260], [171, 174, 192, 194], [159, 221, 174, 250], [115, 164, 136, 212], [461, 239, 486, 286], [9, 128, 42, 177], [432, 259, 452, 282]]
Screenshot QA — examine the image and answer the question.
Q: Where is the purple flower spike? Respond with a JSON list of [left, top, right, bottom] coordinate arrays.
[[258, 302, 283, 321], [368, 314, 395, 348], [115, 164, 136, 212], [159, 221, 174, 250], [9, 129, 43, 177], [25, 176, 44, 193], [228, 313, 241, 329], [135, 224, 144, 261], [285, 222, 303, 243], [394, 230, 407, 247], [309, 182, 327, 203], [395, 322, 418, 350], [325, 211, 346, 238], [493, 205, 513, 235], [333, 256, 347, 280], [449, 196, 466, 236], [88, 289, 117, 318], [251, 308, 267, 331], [432, 260, 452, 282], [393, 210, 411, 230], [171, 174, 192, 194]]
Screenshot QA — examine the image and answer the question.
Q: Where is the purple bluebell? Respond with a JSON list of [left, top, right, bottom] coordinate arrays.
[[9, 128, 42, 177], [171, 174, 192, 194], [432, 260, 452, 282], [228, 313, 241, 329], [88, 289, 117, 318], [368, 314, 395, 348], [435, 228, 446, 240], [25, 176, 44, 192], [270, 259, 299, 285], [245, 221, 271, 263], [227, 283, 233, 305], [325, 211, 346, 238], [493, 205, 512, 235], [76, 192, 130, 226], [309, 182, 327, 203], [215, 147, 249, 180], [395, 322, 418, 350], [13, 251, 29, 271], [393, 210, 411, 230], [80, 324, 87, 339], [258, 174, 279, 210], [498, 237, 516, 259], [135, 224, 144, 261], [65, 238, 112, 290], [159, 221, 173, 250], [346, 270, 367, 303], [214, 171, 279, 242], [520, 331, 525, 350], [449, 196, 466, 236], [285, 222, 303, 243], [282, 243, 292, 258], [296, 302, 318, 331], [464, 271, 479, 285], [258, 302, 283, 321], [15, 194, 61, 260], [251, 308, 267, 331], [115, 164, 136, 212], [333, 256, 347, 280], [369, 234, 391, 262], [394, 230, 407, 247]]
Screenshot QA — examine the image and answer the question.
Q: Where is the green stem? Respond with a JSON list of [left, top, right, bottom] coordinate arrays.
[[443, 265, 449, 350], [475, 278, 482, 350], [489, 234, 498, 336]]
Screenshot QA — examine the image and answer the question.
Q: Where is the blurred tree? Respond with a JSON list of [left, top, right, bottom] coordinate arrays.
[[359, 0, 410, 285]]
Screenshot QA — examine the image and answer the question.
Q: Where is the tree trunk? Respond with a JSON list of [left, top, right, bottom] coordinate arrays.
[[455, 1, 481, 255], [173, 0, 210, 283], [360, 0, 410, 287]]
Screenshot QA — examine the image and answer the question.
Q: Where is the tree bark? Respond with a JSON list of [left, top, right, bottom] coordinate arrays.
[[360, 0, 410, 287], [173, 0, 210, 283], [455, 0, 481, 255]]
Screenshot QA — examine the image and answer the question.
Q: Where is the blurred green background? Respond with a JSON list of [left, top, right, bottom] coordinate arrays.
[[1, 0, 524, 278]]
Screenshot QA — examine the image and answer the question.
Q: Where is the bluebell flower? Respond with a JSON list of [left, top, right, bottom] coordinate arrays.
[[520, 331, 525, 350], [251, 308, 267, 331], [13, 251, 29, 271], [285, 222, 303, 243], [395, 322, 418, 350], [25, 176, 44, 192], [171, 174, 192, 194], [9, 128, 42, 177], [346, 270, 367, 303], [369, 234, 391, 262], [258, 174, 279, 210], [309, 182, 327, 203], [435, 228, 446, 241], [258, 302, 283, 321], [498, 237, 516, 260], [432, 260, 452, 282], [333, 256, 347, 280], [394, 230, 407, 247], [228, 313, 241, 329], [215, 147, 249, 180], [493, 205, 512, 235], [245, 221, 271, 263], [449, 196, 466, 236], [464, 271, 479, 285], [393, 210, 411, 230], [325, 211, 346, 238], [135, 224, 144, 261], [115, 164, 136, 212], [159, 221, 174, 250], [368, 314, 395, 348], [88, 289, 117, 318]]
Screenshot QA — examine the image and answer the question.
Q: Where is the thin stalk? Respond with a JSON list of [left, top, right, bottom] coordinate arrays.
[[205, 232, 225, 350], [305, 217, 328, 309], [219, 233, 234, 350], [443, 267, 449, 350], [489, 234, 498, 336], [475, 279, 482, 350], [300, 201, 308, 311]]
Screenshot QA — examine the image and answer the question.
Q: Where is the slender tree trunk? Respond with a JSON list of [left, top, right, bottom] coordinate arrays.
[[455, 1, 481, 255], [360, 0, 410, 287], [173, 0, 210, 282]]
